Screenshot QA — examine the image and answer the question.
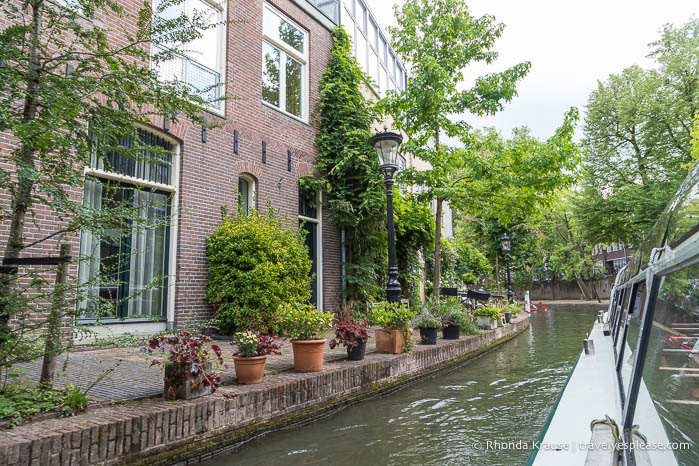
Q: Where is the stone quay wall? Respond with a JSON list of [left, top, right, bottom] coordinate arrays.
[[0, 316, 529, 465]]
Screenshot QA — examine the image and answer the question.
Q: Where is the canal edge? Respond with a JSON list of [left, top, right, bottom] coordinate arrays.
[[137, 318, 530, 466]]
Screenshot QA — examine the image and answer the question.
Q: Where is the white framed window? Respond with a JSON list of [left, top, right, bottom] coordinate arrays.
[[79, 128, 180, 327], [299, 188, 323, 309], [152, 0, 227, 112], [355, 29, 367, 72], [238, 174, 257, 215], [262, 3, 309, 121]]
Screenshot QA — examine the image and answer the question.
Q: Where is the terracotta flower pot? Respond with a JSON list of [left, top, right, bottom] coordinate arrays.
[[291, 339, 326, 372], [233, 355, 267, 384], [375, 329, 404, 354]]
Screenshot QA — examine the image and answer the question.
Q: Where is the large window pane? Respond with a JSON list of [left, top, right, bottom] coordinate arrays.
[[632, 265, 699, 466], [262, 42, 280, 106], [78, 180, 170, 320], [286, 56, 303, 117], [127, 190, 169, 318], [357, 0, 366, 33], [264, 6, 304, 54], [369, 19, 377, 49], [368, 50, 378, 87], [356, 31, 366, 72], [186, 0, 219, 71]]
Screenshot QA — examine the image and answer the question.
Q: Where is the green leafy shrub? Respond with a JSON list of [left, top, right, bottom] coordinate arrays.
[[0, 383, 89, 428], [206, 208, 313, 334], [459, 319, 482, 336], [63, 384, 89, 412], [279, 303, 333, 340], [413, 312, 441, 328], [371, 302, 414, 330], [474, 306, 503, 320], [503, 302, 523, 316], [426, 297, 470, 327]]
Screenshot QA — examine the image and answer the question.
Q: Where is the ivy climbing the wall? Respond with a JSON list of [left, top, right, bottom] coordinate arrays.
[[307, 26, 387, 302]]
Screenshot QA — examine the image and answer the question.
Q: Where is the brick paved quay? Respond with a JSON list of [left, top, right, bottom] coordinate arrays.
[[16, 331, 378, 403], [1, 316, 529, 466]]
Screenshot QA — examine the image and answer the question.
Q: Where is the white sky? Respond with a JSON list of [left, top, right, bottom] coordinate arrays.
[[367, 0, 697, 141]]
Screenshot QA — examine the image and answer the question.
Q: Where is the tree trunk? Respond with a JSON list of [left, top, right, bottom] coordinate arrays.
[[40, 243, 71, 388], [433, 197, 443, 298], [0, 1, 44, 342], [574, 273, 594, 301]]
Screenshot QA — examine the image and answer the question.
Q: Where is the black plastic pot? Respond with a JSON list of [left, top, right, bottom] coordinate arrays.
[[347, 339, 367, 361], [442, 325, 460, 340], [419, 327, 438, 345], [504, 312, 511, 324]]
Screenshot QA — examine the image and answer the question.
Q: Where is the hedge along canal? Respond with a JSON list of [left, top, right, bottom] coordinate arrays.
[[204, 305, 599, 466], [0, 315, 530, 465]]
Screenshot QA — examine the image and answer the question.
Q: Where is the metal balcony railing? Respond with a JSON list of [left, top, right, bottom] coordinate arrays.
[[153, 45, 222, 111]]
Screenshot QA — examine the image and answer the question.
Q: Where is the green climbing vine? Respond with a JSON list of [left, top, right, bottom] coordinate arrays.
[[309, 26, 387, 302]]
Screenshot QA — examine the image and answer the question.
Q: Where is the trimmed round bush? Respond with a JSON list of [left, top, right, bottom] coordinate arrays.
[[205, 209, 312, 334]]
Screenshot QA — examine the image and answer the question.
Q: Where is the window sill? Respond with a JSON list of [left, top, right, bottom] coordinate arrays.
[[262, 100, 310, 126], [77, 317, 167, 325]]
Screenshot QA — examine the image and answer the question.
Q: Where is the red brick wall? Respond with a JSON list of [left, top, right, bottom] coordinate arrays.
[[172, 0, 342, 325], [0, 0, 343, 333]]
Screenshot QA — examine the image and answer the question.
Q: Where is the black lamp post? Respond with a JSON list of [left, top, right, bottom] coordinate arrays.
[[370, 130, 403, 303], [500, 235, 513, 304]]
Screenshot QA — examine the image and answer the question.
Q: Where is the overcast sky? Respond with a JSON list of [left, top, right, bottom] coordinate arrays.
[[367, 0, 697, 141]]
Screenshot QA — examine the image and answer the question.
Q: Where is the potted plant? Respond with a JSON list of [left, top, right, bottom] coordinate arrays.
[[232, 330, 281, 384], [145, 332, 223, 400], [474, 306, 502, 330], [503, 302, 522, 324], [279, 303, 333, 372], [329, 312, 370, 361], [371, 302, 415, 354], [413, 312, 441, 345], [436, 298, 468, 340]]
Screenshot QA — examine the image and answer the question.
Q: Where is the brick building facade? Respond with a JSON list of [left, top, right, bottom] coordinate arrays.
[[0, 0, 358, 339]]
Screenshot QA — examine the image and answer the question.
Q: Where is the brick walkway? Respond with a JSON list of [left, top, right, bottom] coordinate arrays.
[[17, 329, 397, 403]]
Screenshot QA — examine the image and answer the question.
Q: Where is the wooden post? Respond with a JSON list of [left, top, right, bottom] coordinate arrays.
[[39, 243, 71, 387]]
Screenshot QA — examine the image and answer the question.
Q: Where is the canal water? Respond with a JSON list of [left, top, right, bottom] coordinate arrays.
[[205, 305, 598, 465]]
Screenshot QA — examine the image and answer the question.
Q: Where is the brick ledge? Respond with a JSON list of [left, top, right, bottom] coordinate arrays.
[[0, 316, 529, 465]]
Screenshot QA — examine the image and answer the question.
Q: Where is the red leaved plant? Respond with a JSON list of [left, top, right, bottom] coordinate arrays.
[[329, 314, 370, 350], [145, 331, 224, 398]]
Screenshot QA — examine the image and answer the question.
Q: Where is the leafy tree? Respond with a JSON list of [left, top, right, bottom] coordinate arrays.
[[577, 19, 698, 244], [436, 237, 491, 288], [452, 111, 581, 292], [393, 189, 434, 301], [536, 191, 603, 301], [384, 0, 531, 297], [0, 0, 225, 385], [311, 26, 386, 302]]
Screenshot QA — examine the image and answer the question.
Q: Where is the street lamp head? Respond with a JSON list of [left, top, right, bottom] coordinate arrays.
[[500, 235, 511, 253], [369, 130, 402, 174]]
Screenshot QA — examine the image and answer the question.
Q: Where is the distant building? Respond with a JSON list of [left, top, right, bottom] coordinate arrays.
[[592, 242, 634, 276]]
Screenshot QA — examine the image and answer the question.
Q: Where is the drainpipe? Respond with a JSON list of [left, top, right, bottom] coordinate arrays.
[[341, 228, 346, 300]]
